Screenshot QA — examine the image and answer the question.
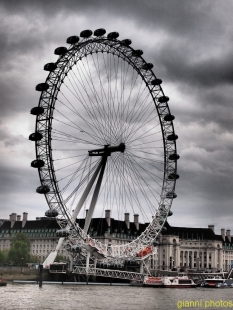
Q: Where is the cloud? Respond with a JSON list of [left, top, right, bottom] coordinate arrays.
[[0, 0, 233, 234]]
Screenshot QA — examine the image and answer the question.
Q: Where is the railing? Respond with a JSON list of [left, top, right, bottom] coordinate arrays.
[[72, 266, 144, 281], [49, 269, 67, 274]]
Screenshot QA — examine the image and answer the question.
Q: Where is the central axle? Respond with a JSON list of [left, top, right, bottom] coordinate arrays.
[[88, 143, 125, 156]]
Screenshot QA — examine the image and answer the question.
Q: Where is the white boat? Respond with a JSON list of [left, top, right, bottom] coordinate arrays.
[[163, 274, 196, 288], [143, 274, 196, 288]]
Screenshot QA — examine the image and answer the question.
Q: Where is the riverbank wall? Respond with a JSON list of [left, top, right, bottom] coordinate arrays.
[[0, 267, 50, 281]]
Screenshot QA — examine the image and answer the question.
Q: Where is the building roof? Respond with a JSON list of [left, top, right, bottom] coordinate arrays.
[[77, 217, 147, 237], [0, 215, 232, 245], [163, 222, 224, 242]]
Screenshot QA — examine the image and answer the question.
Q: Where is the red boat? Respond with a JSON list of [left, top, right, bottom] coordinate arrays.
[[143, 276, 164, 287], [203, 277, 233, 288], [0, 278, 7, 286]]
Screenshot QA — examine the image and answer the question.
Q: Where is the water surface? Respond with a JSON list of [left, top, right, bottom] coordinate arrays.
[[1, 283, 232, 310]]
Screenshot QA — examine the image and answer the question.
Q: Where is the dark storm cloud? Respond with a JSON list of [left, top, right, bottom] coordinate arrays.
[[157, 43, 233, 88], [0, 0, 233, 230], [0, 0, 226, 44], [0, 164, 31, 194]]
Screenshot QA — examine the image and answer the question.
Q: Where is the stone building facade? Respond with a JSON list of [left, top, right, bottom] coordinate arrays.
[[0, 211, 232, 272], [157, 222, 227, 271]]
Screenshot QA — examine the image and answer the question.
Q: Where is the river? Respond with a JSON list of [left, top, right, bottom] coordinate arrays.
[[0, 283, 232, 310]]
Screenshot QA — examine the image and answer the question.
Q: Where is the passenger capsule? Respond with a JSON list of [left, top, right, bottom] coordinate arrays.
[[168, 173, 179, 180], [35, 83, 49, 92], [94, 28, 106, 37], [54, 47, 68, 55], [44, 63, 57, 71], [29, 132, 43, 141], [121, 39, 132, 46], [168, 210, 173, 216], [31, 159, 45, 168], [151, 78, 162, 85], [66, 36, 80, 44], [45, 209, 59, 218], [159, 219, 164, 225], [167, 134, 178, 141], [164, 114, 175, 122], [141, 63, 153, 70], [132, 49, 143, 57], [36, 185, 50, 194], [107, 32, 119, 39], [80, 30, 93, 38], [158, 96, 169, 103], [56, 229, 70, 237], [30, 106, 44, 115], [169, 153, 180, 161], [166, 192, 177, 199]]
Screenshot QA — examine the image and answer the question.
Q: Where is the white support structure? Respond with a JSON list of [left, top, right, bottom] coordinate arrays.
[[73, 266, 145, 281], [86, 251, 91, 274], [43, 237, 65, 268]]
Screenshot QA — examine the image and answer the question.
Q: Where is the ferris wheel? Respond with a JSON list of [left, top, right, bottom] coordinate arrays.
[[29, 28, 179, 263]]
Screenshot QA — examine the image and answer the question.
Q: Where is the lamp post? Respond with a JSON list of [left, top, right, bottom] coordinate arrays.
[[21, 257, 24, 273]]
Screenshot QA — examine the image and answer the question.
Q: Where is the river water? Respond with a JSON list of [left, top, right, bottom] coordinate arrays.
[[0, 283, 232, 310]]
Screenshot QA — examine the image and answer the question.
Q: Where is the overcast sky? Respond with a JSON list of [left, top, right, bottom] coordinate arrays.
[[1, 0, 233, 236]]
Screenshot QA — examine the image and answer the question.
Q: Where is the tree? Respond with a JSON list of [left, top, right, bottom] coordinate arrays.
[[0, 250, 8, 265], [11, 232, 30, 248], [30, 255, 39, 263], [8, 233, 31, 265], [55, 254, 68, 262]]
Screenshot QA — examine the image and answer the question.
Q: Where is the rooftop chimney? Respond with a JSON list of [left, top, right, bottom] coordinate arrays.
[[208, 225, 215, 232], [226, 229, 231, 242], [124, 213, 130, 229], [22, 212, 28, 228], [221, 228, 225, 241], [105, 210, 111, 227], [11, 213, 17, 228], [134, 214, 139, 230], [17, 215, 21, 221]]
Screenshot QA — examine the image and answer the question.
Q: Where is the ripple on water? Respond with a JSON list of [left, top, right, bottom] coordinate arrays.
[[0, 284, 232, 310]]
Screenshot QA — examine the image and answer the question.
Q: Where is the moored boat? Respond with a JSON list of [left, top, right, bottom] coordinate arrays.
[[203, 277, 224, 288], [0, 278, 7, 286], [163, 274, 196, 288], [143, 276, 164, 287], [203, 277, 233, 288]]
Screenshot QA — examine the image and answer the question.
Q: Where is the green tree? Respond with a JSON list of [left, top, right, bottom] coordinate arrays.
[[8, 233, 31, 265], [0, 250, 8, 265], [11, 232, 30, 248], [30, 255, 39, 263], [55, 254, 68, 262]]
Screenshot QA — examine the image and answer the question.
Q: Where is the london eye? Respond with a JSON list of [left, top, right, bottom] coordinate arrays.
[[29, 28, 179, 264]]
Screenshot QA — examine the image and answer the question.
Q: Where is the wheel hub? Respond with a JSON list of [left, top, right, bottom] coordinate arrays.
[[88, 143, 125, 156]]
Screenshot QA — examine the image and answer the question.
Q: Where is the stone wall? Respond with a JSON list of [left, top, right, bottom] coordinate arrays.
[[0, 267, 50, 281]]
